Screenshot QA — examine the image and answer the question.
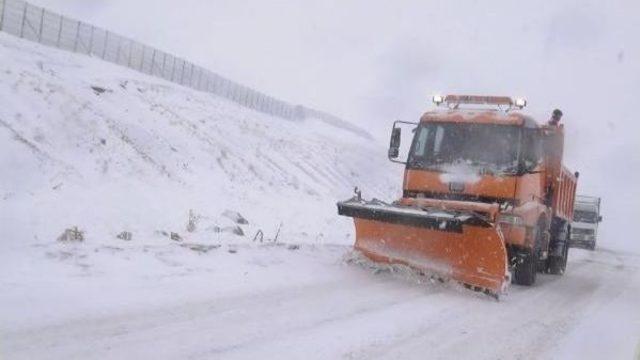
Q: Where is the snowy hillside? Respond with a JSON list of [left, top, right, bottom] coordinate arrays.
[[0, 31, 398, 253]]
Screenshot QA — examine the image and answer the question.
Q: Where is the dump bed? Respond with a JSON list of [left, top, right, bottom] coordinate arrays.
[[552, 166, 578, 222]]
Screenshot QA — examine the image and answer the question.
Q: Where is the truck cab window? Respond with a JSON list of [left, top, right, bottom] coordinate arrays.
[[433, 125, 445, 156], [520, 129, 542, 171], [412, 126, 430, 158]]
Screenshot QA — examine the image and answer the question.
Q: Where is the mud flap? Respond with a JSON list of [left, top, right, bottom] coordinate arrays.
[[338, 199, 510, 295]]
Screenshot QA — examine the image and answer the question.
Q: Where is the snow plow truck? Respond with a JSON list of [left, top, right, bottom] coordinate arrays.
[[338, 95, 578, 296]]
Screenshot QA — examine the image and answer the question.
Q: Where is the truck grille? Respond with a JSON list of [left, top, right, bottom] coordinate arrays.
[[572, 228, 594, 236]]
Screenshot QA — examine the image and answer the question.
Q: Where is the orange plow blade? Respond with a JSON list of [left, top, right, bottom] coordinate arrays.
[[338, 199, 510, 295]]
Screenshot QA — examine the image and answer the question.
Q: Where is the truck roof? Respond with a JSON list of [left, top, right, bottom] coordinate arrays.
[[576, 195, 601, 206], [420, 110, 539, 128]]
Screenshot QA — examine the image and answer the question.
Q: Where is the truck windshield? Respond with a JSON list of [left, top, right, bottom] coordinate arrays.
[[574, 210, 598, 223], [407, 123, 521, 173]]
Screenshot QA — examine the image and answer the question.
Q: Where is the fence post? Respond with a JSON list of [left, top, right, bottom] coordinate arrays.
[[19, 2, 27, 38], [170, 57, 177, 82], [150, 49, 157, 75], [56, 15, 63, 47], [197, 67, 204, 90], [214, 75, 221, 94], [161, 52, 167, 79], [73, 21, 80, 51], [192, 67, 198, 88], [185, 63, 189, 86], [148, 48, 154, 74], [115, 36, 122, 64], [127, 42, 134, 68], [101, 31, 109, 59], [180, 60, 186, 84], [139, 45, 145, 72], [88, 25, 95, 54], [37, 7, 44, 42], [215, 75, 220, 93], [174, 59, 179, 83], [0, 0, 5, 31]]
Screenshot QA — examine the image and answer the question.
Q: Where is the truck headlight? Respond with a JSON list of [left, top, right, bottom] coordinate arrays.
[[497, 214, 524, 226]]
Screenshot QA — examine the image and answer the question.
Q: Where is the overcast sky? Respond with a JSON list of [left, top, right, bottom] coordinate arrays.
[[29, 0, 640, 250]]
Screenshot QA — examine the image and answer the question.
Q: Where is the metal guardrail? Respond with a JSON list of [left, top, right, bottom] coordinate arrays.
[[0, 0, 369, 138]]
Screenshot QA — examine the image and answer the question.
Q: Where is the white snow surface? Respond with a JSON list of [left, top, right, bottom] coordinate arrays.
[[2, 34, 640, 360]]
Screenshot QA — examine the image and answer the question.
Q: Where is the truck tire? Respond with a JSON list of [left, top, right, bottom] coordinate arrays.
[[514, 223, 543, 285], [547, 223, 569, 275], [547, 245, 568, 274], [514, 248, 537, 285]]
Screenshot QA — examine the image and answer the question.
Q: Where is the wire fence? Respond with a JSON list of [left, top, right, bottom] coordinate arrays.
[[0, 0, 359, 127]]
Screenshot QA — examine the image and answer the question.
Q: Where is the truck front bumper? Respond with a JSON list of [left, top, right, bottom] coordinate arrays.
[[569, 234, 596, 249]]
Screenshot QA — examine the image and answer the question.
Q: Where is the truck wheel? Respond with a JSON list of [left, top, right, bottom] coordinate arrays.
[[514, 248, 537, 285], [547, 245, 568, 274], [514, 223, 543, 285], [547, 224, 569, 275]]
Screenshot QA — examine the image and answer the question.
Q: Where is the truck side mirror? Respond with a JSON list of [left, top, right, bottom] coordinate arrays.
[[388, 127, 401, 159], [598, 215, 603, 222]]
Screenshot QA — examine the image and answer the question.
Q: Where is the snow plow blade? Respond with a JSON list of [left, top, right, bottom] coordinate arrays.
[[338, 198, 510, 295]]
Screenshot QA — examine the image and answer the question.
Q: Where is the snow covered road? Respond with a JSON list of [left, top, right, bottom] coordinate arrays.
[[2, 245, 639, 360]]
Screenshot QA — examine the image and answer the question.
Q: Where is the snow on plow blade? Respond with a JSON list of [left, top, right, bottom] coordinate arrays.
[[338, 198, 510, 295]]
